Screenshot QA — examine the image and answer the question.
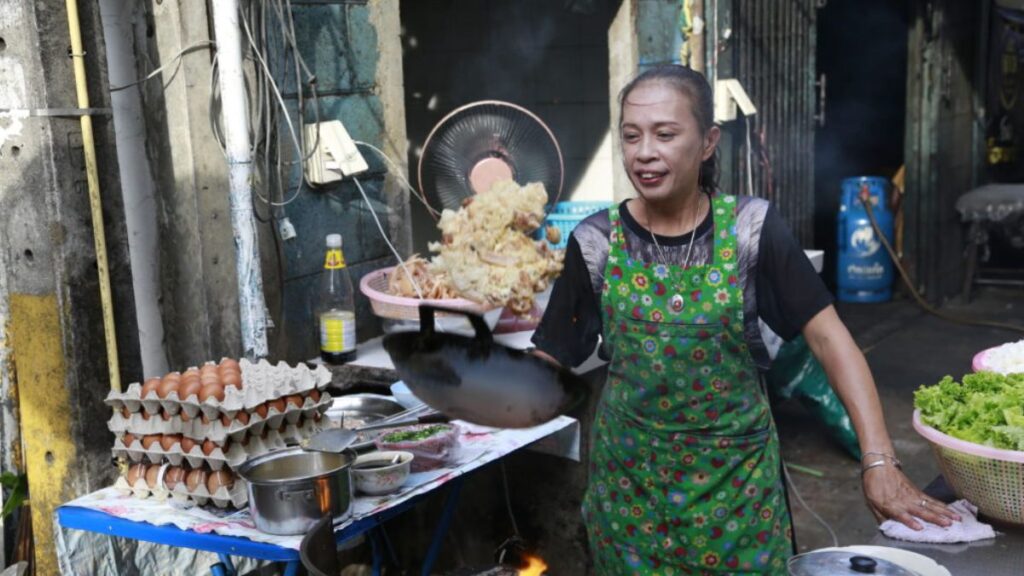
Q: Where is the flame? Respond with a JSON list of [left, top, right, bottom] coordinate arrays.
[[517, 554, 547, 576]]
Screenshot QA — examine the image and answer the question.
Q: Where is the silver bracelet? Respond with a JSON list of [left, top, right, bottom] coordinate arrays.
[[861, 459, 895, 475], [861, 451, 902, 468]]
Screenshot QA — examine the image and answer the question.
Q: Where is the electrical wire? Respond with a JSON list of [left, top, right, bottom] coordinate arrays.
[[500, 461, 521, 537], [110, 41, 216, 92], [783, 463, 840, 548], [860, 194, 1024, 335], [355, 140, 442, 219], [352, 177, 424, 299]]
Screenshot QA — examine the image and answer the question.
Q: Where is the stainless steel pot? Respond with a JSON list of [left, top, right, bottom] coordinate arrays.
[[237, 447, 356, 535]]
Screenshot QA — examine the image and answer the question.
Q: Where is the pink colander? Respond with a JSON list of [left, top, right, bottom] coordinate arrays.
[[912, 409, 1024, 525]]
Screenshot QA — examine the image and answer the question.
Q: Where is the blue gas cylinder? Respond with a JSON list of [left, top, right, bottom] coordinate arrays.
[[836, 176, 895, 303]]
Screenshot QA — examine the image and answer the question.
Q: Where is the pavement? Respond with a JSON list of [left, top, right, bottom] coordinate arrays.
[[776, 287, 1024, 552]]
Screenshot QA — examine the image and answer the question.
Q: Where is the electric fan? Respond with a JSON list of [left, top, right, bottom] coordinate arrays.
[[418, 100, 564, 213]]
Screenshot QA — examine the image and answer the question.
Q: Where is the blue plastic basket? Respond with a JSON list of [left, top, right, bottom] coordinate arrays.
[[538, 201, 615, 249]]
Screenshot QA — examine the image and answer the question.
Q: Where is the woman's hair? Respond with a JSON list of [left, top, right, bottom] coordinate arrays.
[[618, 65, 718, 194]]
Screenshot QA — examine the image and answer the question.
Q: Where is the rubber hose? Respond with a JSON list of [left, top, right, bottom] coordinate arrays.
[[859, 193, 1024, 335]]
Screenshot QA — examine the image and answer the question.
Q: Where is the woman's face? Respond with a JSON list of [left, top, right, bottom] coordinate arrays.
[[620, 81, 718, 204]]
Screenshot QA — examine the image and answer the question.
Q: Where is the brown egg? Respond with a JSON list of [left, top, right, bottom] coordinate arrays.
[[178, 378, 202, 401], [254, 403, 268, 419], [285, 394, 303, 409], [126, 463, 147, 485], [200, 415, 211, 425], [182, 367, 200, 380], [157, 375, 180, 399], [235, 410, 250, 425], [219, 358, 240, 373], [221, 370, 242, 390], [145, 464, 161, 488], [308, 389, 321, 403], [160, 434, 181, 451], [201, 439, 220, 455], [267, 397, 286, 414], [164, 466, 186, 490], [199, 383, 225, 404], [121, 432, 136, 447], [219, 413, 233, 427], [206, 470, 235, 493], [185, 468, 208, 492], [311, 411, 322, 423], [141, 378, 161, 399], [180, 410, 192, 422], [120, 406, 131, 419], [180, 437, 197, 453], [141, 435, 161, 450], [200, 372, 220, 388], [140, 411, 152, 421], [160, 410, 173, 422]]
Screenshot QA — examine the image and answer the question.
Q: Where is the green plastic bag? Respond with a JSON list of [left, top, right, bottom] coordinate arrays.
[[766, 335, 861, 460]]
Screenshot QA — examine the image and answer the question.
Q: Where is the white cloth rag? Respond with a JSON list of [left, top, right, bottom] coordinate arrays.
[[879, 499, 996, 543]]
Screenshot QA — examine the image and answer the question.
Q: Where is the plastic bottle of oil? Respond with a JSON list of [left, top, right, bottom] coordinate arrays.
[[317, 234, 356, 363]]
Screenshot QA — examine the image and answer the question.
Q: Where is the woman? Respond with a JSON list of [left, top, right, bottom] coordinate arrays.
[[531, 65, 959, 574]]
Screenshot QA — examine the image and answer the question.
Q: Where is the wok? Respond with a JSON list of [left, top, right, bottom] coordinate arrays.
[[382, 305, 587, 428]]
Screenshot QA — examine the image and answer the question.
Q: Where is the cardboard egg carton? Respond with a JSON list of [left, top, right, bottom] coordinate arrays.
[[112, 420, 324, 471], [107, 390, 332, 439], [104, 359, 332, 419], [114, 464, 248, 508]]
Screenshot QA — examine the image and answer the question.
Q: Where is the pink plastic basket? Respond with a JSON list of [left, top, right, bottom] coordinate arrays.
[[359, 266, 496, 322], [972, 349, 991, 373], [912, 410, 1024, 525]]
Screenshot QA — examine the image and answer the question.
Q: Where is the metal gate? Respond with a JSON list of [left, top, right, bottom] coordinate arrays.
[[727, 0, 819, 245]]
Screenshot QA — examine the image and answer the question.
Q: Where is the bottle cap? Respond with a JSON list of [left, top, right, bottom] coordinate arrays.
[[326, 234, 342, 248]]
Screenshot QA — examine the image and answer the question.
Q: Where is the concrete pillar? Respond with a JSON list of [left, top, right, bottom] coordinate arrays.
[[134, 0, 258, 367], [608, 0, 639, 202], [0, 0, 141, 571]]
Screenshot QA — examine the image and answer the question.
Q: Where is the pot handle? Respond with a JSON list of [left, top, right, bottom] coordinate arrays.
[[418, 304, 493, 345], [278, 488, 316, 503]]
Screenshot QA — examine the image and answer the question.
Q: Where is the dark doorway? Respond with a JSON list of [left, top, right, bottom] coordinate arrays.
[[814, 1, 910, 290]]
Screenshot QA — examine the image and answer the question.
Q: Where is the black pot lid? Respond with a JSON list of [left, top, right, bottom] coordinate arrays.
[[788, 549, 921, 576]]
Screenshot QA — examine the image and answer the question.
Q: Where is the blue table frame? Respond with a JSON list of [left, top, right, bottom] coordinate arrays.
[[57, 476, 465, 576]]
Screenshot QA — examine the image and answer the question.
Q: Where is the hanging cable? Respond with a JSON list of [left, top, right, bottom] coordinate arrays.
[[352, 177, 424, 299], [355, 140, 442, 219], [110, 41, 216, 92]]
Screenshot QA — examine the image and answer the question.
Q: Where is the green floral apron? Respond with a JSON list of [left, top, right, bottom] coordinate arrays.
[[584, 193, 793, 575]]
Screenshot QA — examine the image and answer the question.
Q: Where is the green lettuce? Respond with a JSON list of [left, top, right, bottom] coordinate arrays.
[[914, 372, 1024, 450]]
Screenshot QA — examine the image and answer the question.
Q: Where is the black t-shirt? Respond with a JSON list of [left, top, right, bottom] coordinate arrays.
[[532, 197, 833, 370]]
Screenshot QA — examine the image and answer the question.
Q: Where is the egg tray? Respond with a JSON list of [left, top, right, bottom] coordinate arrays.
[[114, 468, 248, 509], [104, 359, 332, 420], [112, 420, 321, 472], [107, 391, 333, 443]]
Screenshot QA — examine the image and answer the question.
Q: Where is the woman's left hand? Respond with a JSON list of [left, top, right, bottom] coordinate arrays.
[[861, 464, 961, 530]]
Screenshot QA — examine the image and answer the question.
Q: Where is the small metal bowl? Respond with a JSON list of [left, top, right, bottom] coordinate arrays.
[[351, 451, 414, 496]]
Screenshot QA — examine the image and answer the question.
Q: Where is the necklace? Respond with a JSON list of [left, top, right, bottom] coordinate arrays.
[[646, 193, 704, 313], [647, 192, 703, 269]]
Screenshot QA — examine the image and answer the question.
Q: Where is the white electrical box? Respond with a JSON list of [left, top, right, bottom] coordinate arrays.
[[304, 120, 369, 184], [714, 79, 757, 122]]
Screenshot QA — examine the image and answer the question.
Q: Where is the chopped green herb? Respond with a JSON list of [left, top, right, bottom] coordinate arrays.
[[381, 425, 449, 443]]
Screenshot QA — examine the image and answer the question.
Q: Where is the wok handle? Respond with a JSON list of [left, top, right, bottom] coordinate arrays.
[[356, 412, 450, 432], [418, 304, 493, 345]]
